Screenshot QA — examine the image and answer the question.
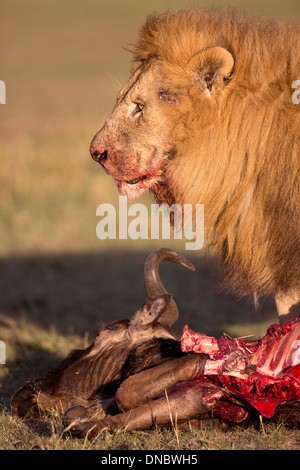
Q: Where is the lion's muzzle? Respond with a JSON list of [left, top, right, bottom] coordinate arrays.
[[90, 147, 108, 166]]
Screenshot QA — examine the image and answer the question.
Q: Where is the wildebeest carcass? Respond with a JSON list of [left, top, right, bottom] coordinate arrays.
[[10, 248, 197, 420], [11, 248, 300, 437]]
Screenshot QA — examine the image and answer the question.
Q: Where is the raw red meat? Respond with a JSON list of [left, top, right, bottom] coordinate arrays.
[[180, 317, 300, 419]]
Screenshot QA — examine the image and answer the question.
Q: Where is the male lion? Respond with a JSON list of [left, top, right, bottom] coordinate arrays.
[[90, 10, 300, 323]]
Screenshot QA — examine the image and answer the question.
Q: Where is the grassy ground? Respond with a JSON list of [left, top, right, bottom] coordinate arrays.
[[1, 413, 299, 450], [0, 0, 299, 451]]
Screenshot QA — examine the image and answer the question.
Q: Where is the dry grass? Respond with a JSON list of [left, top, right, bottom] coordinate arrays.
[[0, 0, 299, 451], [1, 409, 299, 450]]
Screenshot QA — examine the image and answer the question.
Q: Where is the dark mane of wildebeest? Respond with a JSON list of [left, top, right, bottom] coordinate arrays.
[[29, 331, 183, 409], [10, 249, 192, 419]]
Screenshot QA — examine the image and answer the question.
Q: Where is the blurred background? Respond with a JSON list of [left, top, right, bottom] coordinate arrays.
[[0, 0, 299, 400]]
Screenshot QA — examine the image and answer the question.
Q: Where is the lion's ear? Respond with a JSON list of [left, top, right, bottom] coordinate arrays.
[[188, 46, 234, 93]]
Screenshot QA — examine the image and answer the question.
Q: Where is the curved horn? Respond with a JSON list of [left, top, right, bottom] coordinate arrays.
[[143, 248, 195, 327], [144, 247, 196, 299]]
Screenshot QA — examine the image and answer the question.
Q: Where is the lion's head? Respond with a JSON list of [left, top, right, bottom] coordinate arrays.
[[90, 35, 234, 202]]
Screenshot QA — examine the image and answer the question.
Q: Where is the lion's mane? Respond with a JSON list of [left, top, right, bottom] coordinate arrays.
[[132, 10, 300, 298]]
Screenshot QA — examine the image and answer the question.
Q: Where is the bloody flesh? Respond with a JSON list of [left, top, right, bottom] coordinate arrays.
[[180, 317, 300, 418]]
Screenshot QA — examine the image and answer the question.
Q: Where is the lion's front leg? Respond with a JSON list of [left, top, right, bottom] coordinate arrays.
[[275, 289, 300, 324]]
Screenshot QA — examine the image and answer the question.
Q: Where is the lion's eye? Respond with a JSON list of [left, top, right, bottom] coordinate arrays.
[[133, 103, 144, 115]]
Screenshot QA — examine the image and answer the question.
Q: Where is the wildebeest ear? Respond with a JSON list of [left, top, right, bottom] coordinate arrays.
[[188, 46, 234, 92], [132, 294, 177, 328]]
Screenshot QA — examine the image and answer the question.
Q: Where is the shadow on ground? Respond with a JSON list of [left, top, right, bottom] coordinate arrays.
[[0, 248, 277, 335]]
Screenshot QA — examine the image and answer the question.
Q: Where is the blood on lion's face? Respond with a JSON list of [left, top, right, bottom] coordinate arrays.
[[89, 46, 231, 202], [90, 63, 180, 201]]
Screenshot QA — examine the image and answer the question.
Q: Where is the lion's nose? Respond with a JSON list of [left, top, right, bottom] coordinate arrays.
[[91, 149, 108, 165]]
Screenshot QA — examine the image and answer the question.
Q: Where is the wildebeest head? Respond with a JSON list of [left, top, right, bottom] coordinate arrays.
[[10, 248, 195, 418]]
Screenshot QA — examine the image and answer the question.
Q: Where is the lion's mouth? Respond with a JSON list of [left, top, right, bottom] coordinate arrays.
[[125, 175, 147, 185], [115, 172, 161, 199]]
